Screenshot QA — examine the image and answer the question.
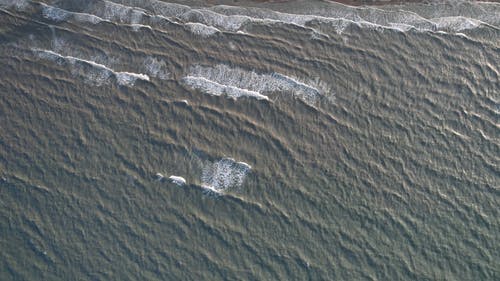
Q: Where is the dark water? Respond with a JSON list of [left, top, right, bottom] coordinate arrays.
[[1, 0, 499, 280]]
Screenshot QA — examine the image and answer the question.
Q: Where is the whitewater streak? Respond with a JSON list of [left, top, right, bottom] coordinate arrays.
[[4, 0, 497, 39], [33, 49, 150, 86], [62, 0, 500, 34], [201, 158, 252, 194], [182, 64, 329, 105]]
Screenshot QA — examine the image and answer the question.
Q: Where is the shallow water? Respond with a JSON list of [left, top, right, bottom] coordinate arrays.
[[1, 0, 499, 280]]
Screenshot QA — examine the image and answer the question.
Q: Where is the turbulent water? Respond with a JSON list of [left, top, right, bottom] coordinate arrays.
[[0, 0, 499, 280]]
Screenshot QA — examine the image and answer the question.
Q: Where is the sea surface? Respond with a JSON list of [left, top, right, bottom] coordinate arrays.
[[0, 0, 499, 280]]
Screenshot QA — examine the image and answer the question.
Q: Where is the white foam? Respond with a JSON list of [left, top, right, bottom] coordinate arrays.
[[236, 161, 252, 170], [183, 64, 329, 105], [33, 49, 149, 86], [201, 157, 251, 193], [7, 0, 494, 37], [171, 2, 493, 35], [183, 76, 269, 101], [0, 0, 28, 10], [270, 73, 325, 105], [169, 175, 186, 186], [115, 72, 150, 86], [432, 16, 483, 32], [201, 184, 221, 194], [35, 0, 493, 39], [155, 173, 164, 180], [73, 13, 104, 24], [40, 3, 105, 24], [130, 23, 152, 31], [143, 56, 170, 80], [177, 6, 376, 35], [381, 1, 500, 28], [42, 5, 71, 22], [179, 9, 250, 32], [185, 22, 220, 37], [102, 0, 145, 24], [49, 0, 148, 30], [388, 22, 415, 32], [39, 2, 153, 30]]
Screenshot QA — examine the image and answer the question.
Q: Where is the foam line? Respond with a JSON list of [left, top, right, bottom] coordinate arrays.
[[169, 175, 186, 186], [183, 76, 269, 101], [200, 158, 252, 193], [12, 0, 496, 37], [41, 3, 105, 24], [33, 49, 149, 86], [182, 64, 328, 105], [185, 22, 220, 37]]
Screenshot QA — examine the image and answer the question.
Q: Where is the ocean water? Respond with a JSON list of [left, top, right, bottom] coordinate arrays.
[[0, 0, 499, 280]]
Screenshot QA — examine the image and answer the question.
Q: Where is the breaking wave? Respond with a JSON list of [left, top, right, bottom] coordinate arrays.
[[100, 0, 499, 35], [169, 175, 186, 186], [33, 49, 149, 86], [201, 158, 251, 193], [41, 4, 105, 24], [182, 64, 330, 105], [14, 0, 497, 41], [143, 56, 170, 80], [185, 22, 220, 37]]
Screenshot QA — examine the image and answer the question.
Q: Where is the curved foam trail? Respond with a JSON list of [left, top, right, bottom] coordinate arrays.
[[183, 64, 327, 105], [101, 0, 145, 24], [37, 8, 168, 82], [33, 49, 149, 86], [200, 184, 222, 194], [178, 8, 251, 32], [123, 0, 492, 34], [270, 73, 326, 105], [183, 76, 269, 101], [116, 72, 150, 86], [185, 22, 220, 37], [30, 0, 498, 38], [199, 5, 488, 34], [431, 16, 484, 32], [34, 0, 496, 39], [143, 56, 170, 80], [380, 1, 500, 28], [169, 175, 186, 186], [236, 161, 252, 170], [41, 4, 105, 24], [111, 0, 191, 17], [200, 157, 252, 193], [37, 0, 150, 30], [42, 4, 70, 22], [155, 173, 164, 181], [40, 2, 154, 31]]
